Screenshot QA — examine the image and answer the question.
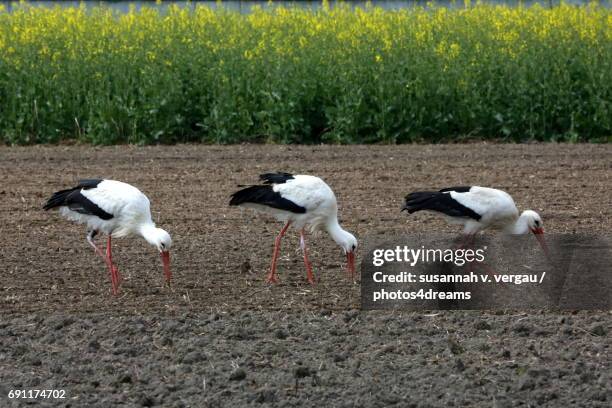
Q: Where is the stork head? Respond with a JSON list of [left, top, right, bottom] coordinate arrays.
[[520, 210, 550, 260], [326, 220, 358, 280], [142, 225, 173, 284], [521, 210, 544, 235]]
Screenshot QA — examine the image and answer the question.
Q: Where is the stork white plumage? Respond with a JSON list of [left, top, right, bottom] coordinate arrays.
[[44, 179, 172, 295], [402, 186, 549, 256], [230, 173, 358, 284]]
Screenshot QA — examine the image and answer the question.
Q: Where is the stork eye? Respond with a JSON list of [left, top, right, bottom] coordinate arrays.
[[534, 220, 540, 226], [161, 243, 166, 249], [351, 244, 356, 251]]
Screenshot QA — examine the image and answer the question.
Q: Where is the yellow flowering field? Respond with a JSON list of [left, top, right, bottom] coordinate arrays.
[[0, 2, 610, 144]]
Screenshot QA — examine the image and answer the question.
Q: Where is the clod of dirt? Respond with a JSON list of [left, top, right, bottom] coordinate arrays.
[[274, 328, 288, 339], [139, 394, 156, 407], [229, 368, 246, 381], [527, 368, 550, 378], [512, 323, 532, 336], [88, 339, 101, 352], [254, 388, 276, 404], [588, 323, 606, 336], [240, 260, 252, 274], [116, 373, 133, 384], [580, 370, 597, 383], [558, 317, 572, 325], [375, 344, 396, 357], [181, 351, 206, 364], [12, 344, 27, 357], [474, 321, 492, 330], [455, 359, 466, 372], [294, 366, 313, 379], [448, 338, 465, 355], [53, 317, 75, 330], [333, 352, 348, 363], [534, 327, 553, 336], [517, 375, 536, 391], [229, 327, 255, 341], [342, 311, 359, 323], [535, 391, 558, 405], [478, 342, 491, 352]]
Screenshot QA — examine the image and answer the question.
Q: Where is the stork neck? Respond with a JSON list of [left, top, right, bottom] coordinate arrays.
[[509, 213, 530, 235], [139, 222, 159, 244], [326, 218, 349, 245]]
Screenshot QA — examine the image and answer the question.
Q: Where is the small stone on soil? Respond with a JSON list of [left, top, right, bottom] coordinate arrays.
[[474, 321, 492, 330], [181, 351, 205, 364], [455, 359, 466, 372], [589, 324, 606, 336], [229, 368, 246, 381], [294, 366, 312, 379], [448, 338, 465, 355], [274, 329, 288, 339], [512, 323, 532, 336], [253, 388, 276, 404], [139, 395, 156, 407]]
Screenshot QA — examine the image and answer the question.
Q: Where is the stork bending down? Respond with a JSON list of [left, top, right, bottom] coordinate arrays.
[[44, 179, 172, 295], [230, 173, 358, 284]]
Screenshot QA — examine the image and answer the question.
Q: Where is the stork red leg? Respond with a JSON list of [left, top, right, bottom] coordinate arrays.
[[456, 233, 500, 276], [268, 221, 291, 284], [87, 230, 105, 259], [88, 231, 121, 293], [455, 233, 476, 250], [475, 261, 500, 277], [106, 236, 120, 295], [300, 229, 315, 285]]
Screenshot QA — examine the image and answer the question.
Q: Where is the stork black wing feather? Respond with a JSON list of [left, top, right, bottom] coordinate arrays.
[[402, 190, 481, 220], [77, 179, 105, 189], [43, 179, 114, 220], [439, 186, 472, 193], [229, 185, 306, 214], [259, 172, 295, 185], [65, 191, 114, 220]]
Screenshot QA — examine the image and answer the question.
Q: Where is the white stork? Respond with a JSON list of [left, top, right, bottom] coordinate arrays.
[[44, 179, 172, 295], [230, 172, 358, 284], [402, 186, 549, 256]]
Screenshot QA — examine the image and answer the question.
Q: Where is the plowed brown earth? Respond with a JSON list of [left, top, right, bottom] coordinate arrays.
[[0, 144, 610, 407]]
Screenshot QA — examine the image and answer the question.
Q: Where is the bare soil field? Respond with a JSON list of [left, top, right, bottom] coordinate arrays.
[[0, 144, 610, 407]]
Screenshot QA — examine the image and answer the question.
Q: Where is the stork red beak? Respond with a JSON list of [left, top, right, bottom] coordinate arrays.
[[346, 251, 356, 280], [161, 250, 171, 284], [531, 227, 551, 261]]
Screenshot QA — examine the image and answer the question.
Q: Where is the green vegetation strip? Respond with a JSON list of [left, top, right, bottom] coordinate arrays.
[[0, 2, 610, 144]]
